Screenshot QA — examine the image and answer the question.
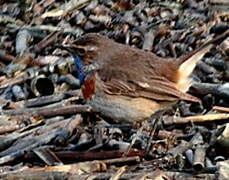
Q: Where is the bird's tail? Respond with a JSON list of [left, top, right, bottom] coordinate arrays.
[[176, 30, 229, 92], [178, 29, 229, 65]]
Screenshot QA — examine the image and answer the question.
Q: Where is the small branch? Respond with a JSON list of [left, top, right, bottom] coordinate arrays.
[[212, 106, 229, 113], [1, 104, 92, 117], [164, 113, 229, 125]]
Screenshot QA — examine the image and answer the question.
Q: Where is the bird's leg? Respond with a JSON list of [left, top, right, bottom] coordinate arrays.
[[123, 111, 164, 157], [145, 110, 165, 153], [123, 125, 144, 157]]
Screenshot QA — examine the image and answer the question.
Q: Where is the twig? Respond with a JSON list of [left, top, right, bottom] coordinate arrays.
[[41, 0, 91, 18], [109, 166, 127, 180], [0, 50, 16, 63], [164, 113, 229, 125], [24, 150, 146, 163], [34, 31, 61, 53], [212, 106, 229, 113], [1, 104, 92, 117], [6, 23, 84, 36], [19, 90, 81, 108]]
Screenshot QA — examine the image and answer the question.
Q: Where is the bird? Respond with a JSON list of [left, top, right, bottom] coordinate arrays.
[[61, 30, 229, 124]]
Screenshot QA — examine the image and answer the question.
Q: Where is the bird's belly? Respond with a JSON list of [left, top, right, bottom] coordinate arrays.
[[87, 94, 170, 123]]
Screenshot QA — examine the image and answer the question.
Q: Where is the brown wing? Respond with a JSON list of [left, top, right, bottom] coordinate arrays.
[[98, 71, 200, 103], [132, 76, 200, 102]]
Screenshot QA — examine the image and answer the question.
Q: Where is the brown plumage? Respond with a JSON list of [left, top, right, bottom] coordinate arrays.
[[63, 30, 229, 124]]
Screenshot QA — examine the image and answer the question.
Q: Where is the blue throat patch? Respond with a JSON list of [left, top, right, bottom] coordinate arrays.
[[71, 53, 86, 86]]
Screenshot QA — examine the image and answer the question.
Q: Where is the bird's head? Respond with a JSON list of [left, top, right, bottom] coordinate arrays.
[[62, 33, 109, 65], [58, 33, 110, 88]]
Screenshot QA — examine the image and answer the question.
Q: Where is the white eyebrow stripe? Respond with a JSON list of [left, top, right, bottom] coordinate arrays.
[[87, 46, 98, 51]]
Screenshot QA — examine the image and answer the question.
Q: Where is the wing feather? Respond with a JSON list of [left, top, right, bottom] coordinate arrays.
[[98, 72, 200, 103]]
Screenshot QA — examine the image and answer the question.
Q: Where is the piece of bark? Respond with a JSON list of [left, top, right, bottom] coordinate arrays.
[[164, 113, 229, 125], [0, 170, 215, 180], [213, 106, 229, 113], [185, 149, 194, 165], [217, 123, 229, 148], [157, 129, 184, 139], [1, 170, 67, 180], [7, 24, 84, 36], [193, 146, 206, 170], [0, 72, 30, 90], [23, 156, 139, 174], [33, 147, 63, 166], [1, 104, 92, 117], [15, 29, 32, 57], [102, 156, 140, 165], [41, 0, 92, 18], [33, 161, 107, 174], [191, 82, 229, 99], [0, 50, 16, 63], [220, 37, 229, 54], [18, 90, 81, 108], [34, 31, 61, 53], [217, 160, 229, 180], [0, 119, 22, 135], [25, 150, 146, 163], [142, 29, 155, 51], [0, 117, 74, 164], [0, 120, 44, 151], [109, 166, 127, 180], [210, 0, 229, 5], [0, 115, 83, 165], [168, 140, 191, 156]]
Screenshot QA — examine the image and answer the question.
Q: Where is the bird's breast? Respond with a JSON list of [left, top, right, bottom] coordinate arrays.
[[87, 93, 172, 123], [82, 74, 96, 100]]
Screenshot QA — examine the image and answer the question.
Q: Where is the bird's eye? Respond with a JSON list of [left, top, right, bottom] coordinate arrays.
[[77, 48, 86, 55]]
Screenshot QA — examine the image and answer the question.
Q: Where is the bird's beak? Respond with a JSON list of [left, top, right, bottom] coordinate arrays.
[[55, 45, 76, 54], [56, 44, 89, 57], [56, 45, 87, 86]]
